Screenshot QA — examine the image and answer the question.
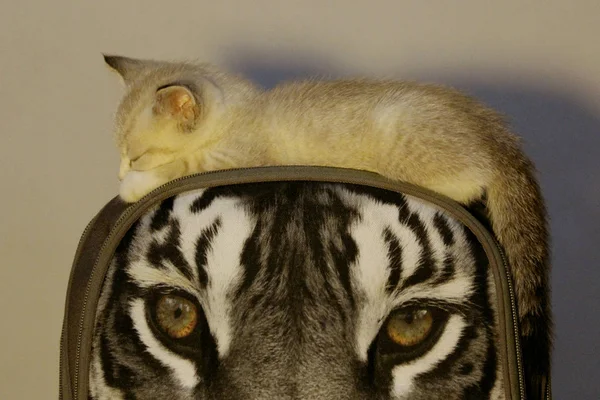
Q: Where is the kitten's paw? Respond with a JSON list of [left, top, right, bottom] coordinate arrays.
[[119, 171, 166, 203]]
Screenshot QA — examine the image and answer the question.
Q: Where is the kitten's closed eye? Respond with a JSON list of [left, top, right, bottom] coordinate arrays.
[[130, 151, 174, 171], [130, 153, 150, 170]]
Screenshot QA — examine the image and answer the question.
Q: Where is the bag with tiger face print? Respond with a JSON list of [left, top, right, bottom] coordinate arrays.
[[59, 166, 551, 400]]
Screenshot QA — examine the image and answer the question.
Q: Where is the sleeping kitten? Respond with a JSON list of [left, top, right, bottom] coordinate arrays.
[[103, 54, 551, 399]]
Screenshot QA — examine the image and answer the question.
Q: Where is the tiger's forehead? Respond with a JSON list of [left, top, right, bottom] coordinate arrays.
[[125, 183, 479, 358]]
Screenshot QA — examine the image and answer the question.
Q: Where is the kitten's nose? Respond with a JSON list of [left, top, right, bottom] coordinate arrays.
[[119, 157, 131, 180]]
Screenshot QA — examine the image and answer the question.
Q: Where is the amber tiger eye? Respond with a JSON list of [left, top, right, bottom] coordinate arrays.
[[155, 294, 198, 339], [386, 309, 434, 347]]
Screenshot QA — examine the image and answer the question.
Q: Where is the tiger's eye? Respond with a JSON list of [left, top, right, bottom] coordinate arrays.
[[155, 294, 198, 339], [386, 309, 434, 347]]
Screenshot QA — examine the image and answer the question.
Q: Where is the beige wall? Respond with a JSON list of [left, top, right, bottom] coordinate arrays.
[[1, 1, 599, 398]]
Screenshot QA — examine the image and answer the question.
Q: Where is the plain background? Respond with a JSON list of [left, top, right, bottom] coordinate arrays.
[[1, 1, 599, 398]]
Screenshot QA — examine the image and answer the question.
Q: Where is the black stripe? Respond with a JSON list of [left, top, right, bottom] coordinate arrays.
[[433, 254, 456, 285], [189, 189, 219, 213], [146, 221, 194, 282], [236, 218, 266, 301], [123, 392, 136, 400], [275, 197, 312, 325], [462, 225, 495, 325], [150, 197, 174, 231], [459, 363, 474, 376], [459, 337, 497, 399], [306, 217, 350, 322], [420, 325, 478, 381], [264, 202, 291, 292], [189, 183, 284, 214], [194, 219, 222, 288], [100, 268, 166, 390], [108, 309, 167, 386], [461, 224, 497, 399], [236, 184, 360, 327], [399, 212, 435, 289], [99, 231, 141, 388], [99, 329, 128, 388], [115, 220, 140, 256], [383, 227, 403, 293], [433, 212, 455, 246], [402, 264, 434, 290], [330, 231, 358, 309], [397, 198, 411, 222], [322, 191, 359, 310], [342, 184, 409, 211], [461, 384, 484, 400], [476, 335, 498, 398]]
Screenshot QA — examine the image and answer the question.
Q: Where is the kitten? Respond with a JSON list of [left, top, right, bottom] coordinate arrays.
[[103, 54, 551, 398]]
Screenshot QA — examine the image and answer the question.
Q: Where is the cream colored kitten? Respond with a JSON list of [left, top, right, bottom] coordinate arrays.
[[103, 54, 550, 399]]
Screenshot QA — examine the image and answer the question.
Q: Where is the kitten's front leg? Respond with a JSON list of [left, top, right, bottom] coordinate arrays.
[[119, 170, 170, 202], [120, 157, 188, 202]]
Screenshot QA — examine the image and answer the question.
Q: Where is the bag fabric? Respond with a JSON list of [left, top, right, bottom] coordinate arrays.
[[59, 166, 550, 400]]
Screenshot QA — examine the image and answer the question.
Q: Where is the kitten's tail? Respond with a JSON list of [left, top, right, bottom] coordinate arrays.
[[486, 150, 552, 399]]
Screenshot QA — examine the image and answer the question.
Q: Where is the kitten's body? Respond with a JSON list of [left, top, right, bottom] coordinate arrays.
[[104, 55, 551, 399]]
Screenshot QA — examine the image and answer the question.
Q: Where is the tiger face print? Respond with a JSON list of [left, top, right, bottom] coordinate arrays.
[[89, 182, 504, 399]]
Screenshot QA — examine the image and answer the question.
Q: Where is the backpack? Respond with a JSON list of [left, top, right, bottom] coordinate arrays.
[[59, 166, 552, 399]]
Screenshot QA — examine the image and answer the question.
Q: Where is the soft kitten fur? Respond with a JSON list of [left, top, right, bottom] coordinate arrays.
[[103, 54, 551, 399]]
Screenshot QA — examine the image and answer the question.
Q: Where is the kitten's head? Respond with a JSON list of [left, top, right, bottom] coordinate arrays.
[[103, 55, 259, 179]]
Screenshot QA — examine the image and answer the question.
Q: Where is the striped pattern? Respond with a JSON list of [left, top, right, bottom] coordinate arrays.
[[89, 182, 505, 399]]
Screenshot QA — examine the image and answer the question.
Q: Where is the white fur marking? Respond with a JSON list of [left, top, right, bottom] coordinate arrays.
[[392, 315, 466, 396], [351, 197, 426, 359], [197, 207, 252, 356], [405, 198, 447, 272], [351, 204, 394, 360], [127, 258, 198, 293], [173, 190, 253, 356], [129, 299, 198, 390], [89, 351, 125, 400]]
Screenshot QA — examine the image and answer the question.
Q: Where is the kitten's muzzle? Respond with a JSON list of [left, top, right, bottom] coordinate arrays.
[[119, 157, 131, 180]]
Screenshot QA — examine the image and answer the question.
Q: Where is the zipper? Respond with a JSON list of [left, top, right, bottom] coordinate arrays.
[[66, 166, 529, 400], [72, 204, 138, 399], [59, 322, 65, 400], [497, 246, 527, 400], [60, 210, 102, 400]]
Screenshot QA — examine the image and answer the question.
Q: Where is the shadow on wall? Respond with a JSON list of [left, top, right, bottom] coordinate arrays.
[[225, 53, 600, 399]]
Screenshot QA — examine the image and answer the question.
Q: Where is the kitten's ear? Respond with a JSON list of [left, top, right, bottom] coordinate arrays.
[[153, 85, 200, 130], [102, 54, 148, 85]]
